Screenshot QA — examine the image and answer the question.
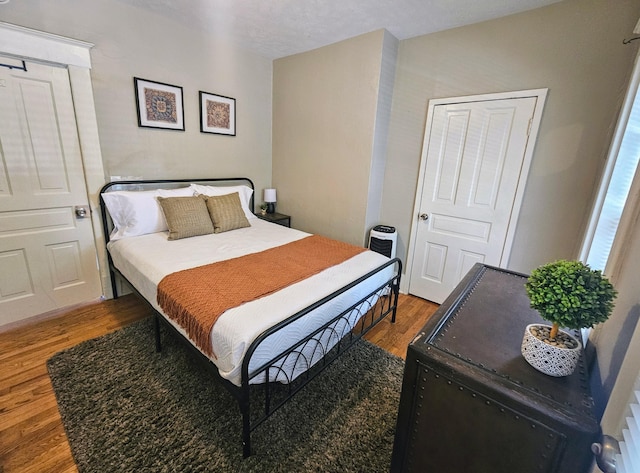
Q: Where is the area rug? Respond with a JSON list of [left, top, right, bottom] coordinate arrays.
[[47, 317, 405, 472]]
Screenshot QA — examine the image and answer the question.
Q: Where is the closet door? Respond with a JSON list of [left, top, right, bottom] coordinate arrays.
[[407, 91, 546, 304], [0, 60, 101, 326]]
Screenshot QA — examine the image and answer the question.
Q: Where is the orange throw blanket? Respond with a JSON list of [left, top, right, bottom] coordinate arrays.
[[157, 235, 367, 357]]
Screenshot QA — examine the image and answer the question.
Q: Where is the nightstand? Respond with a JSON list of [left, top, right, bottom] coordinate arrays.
[[255, 212, 291, 227]]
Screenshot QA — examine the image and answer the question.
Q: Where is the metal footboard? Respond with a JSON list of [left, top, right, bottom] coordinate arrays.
[[238, 257, 401, 457], [139, 254, 400, 458]]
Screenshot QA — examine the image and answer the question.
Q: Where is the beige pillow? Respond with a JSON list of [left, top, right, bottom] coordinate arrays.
[[204, 192, 251, 233], [157, 195, 214, 240]]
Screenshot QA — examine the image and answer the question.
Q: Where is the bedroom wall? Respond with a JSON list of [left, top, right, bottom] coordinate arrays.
[[0, 0, 273, 204], [272, 30, 395, 246], [365, 32, 399, 241], [3, 0, 637, 275], [382, 0, 640, 275]]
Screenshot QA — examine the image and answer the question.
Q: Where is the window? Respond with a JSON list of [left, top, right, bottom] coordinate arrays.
[[581, 51, 640, 273]]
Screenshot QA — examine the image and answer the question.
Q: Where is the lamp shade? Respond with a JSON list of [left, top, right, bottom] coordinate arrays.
[[264, 188, 277, 203]]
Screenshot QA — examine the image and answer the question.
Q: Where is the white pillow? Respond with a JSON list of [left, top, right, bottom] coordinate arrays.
[[190, 184, 255, 220], [102, 187, 194, 240]]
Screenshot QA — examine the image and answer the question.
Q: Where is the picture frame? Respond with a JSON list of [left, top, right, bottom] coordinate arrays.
[[199, 91, 236, 136], [134, 77, 184, 131]]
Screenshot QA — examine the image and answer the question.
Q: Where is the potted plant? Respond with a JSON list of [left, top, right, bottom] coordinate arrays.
[[521, 259, 617, 377], [259, 202, 268, 215]]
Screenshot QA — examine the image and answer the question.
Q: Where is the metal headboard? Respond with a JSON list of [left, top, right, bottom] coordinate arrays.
[[98, 177, 255, 298], [99, 177, 255, 246]]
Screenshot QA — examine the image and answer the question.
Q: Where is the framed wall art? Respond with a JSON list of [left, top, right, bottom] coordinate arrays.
[[134, 77, 184, 131], [199, 91, 236, 136]]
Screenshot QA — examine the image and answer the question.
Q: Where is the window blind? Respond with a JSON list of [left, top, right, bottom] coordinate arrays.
[[586, 66, 640, 272]]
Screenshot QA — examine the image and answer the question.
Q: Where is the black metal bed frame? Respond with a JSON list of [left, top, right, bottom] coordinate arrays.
[[99, 178, 402, 457]]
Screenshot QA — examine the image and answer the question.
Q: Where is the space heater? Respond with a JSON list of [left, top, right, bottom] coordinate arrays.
[[369, 225, 397, 259]]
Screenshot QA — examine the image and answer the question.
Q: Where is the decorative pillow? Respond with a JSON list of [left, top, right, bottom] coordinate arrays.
[[101, 187, 193, 240], [204, 192, 251, 234], [157, 195, 215, 240], [190, 184, 255, 220]]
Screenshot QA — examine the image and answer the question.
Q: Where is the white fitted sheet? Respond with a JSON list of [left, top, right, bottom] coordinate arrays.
[[107, 218, 393, 386]]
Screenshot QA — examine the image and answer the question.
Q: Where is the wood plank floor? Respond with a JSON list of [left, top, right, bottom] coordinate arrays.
[[0, 293, 438, 473]]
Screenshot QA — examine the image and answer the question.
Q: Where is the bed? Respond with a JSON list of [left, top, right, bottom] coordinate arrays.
[[99, 177, 402, 457]]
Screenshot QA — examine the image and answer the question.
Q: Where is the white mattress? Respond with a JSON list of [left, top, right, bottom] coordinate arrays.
[[107, 217, 393, 386]]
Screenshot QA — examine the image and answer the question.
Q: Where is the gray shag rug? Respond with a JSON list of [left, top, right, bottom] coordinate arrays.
[[47, 317, 404, 472]]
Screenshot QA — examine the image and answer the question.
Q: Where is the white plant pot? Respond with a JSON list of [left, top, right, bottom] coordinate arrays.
[[521, 324, 581, 377]]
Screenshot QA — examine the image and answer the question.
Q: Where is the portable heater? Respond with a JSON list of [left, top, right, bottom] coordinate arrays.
[[369, 225, 397, 259]]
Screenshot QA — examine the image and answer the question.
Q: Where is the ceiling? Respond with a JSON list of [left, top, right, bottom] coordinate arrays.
[[116, 0, 562, 59]]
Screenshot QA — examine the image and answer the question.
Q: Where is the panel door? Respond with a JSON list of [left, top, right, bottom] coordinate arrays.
[[408, 96, 537, 303], [0, 60, 101, 326]]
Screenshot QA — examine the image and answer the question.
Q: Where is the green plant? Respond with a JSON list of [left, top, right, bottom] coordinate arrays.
[[525, 259, 617, 339], [260, 202, 268, 211]]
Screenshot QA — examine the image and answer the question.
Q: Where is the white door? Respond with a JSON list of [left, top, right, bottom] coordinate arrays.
[[0, 60, 102, 327], [408, 92, 545, 303]]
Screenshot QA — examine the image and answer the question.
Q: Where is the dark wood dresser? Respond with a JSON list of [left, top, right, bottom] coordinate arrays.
[[390, 264, 600, 473]]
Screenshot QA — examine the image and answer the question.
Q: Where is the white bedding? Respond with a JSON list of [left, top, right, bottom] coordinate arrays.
[[107, 217, 393, 386]]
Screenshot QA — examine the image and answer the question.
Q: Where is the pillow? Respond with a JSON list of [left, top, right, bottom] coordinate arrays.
[[204, 192, 251, 233], [190, 184, 255, 220], [102, 187, 193, 240], [157, 195, 215, 240]]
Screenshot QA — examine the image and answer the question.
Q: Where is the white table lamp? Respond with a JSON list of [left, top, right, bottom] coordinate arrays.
[[264, 188, 277, 214]]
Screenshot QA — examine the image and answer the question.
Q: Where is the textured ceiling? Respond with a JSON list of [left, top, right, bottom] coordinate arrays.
[[117, 0, 562, 59]]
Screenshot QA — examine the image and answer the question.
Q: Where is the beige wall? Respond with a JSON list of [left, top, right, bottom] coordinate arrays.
[[364, 32, 399, 239], [1, 0, 273, 205], [382, 0, 640, 274], [6, 0, 636, 269], [273, 30, 396, 246]]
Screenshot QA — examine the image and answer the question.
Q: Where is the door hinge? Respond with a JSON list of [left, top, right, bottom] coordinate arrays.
[[0, 59, 27, 72]]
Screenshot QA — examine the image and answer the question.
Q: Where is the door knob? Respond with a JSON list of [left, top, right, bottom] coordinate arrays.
[[591, 435, 619, 473], [75, 205, 88, 218], [419, 213, 429, 221]]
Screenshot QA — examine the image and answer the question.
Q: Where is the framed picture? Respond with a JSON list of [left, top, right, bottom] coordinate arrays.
[[199, 91, 236, 136], [134, 77, 184, 131]]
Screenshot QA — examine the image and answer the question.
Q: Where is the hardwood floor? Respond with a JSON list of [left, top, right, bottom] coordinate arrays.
[[365, 293, 440, 359], [0, 293, 438, 473]]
